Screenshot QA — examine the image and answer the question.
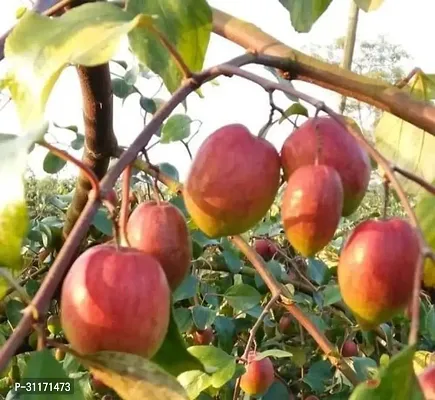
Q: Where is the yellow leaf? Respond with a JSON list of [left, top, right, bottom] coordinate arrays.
[[70, 350, 188, 400]]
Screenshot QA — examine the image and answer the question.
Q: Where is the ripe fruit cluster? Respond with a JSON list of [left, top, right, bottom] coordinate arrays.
[[184, 119, 421, 333], [60, 201, 192, 359]]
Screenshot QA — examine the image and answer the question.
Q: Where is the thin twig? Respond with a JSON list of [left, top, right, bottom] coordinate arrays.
[[393, 165, 435, 196], [38, 141, 100, 198], [233, 291, 282, 400], [119, 164, 132, 247]]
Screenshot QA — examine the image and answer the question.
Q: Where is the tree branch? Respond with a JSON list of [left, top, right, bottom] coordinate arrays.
[[211, 8, 435, 137], [62, 64, 118, 240]]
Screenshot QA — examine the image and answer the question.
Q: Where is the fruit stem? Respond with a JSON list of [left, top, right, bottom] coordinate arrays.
[[119, 164, 132, 247], [232, 291, 281, 400]]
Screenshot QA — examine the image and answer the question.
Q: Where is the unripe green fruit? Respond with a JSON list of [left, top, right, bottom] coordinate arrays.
[[184, 124, 281, 238], [28, 331, 38, 349], [47, 315, 62, 336], [263, 323, 275, 338], [240, 352, 275, 397], [282, 165, 343, 257], [338, 218, 420, 330]]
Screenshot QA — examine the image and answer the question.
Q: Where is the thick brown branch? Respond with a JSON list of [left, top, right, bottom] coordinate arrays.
[[62, 64, 118, 240], [212, 8, 435, 137]]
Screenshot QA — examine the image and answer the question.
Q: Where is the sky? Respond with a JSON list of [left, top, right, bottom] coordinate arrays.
[[0, 0, 434, 181]]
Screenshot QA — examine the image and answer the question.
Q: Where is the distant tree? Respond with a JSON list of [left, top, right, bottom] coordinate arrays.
[[307, 35, 412, 137]]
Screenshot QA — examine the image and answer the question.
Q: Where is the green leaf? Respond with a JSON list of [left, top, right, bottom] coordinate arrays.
[[124, 65, 139, 85], [127, 0, 212, 93], [92, 208, 113, 236], [111, 78, 134, 99], [213, 316, 236, 354], [152, 306, 205, 377], [321, 284, 342, 306], [220, 238, 242, 274], [140, 96, 157, 113], [43, 152, 67, 174], [306, 258, 330, 285], [255, 260, 283, 291], [173, 274, 198, 302], [173, 308, 193, 333], [224, 284, 262, 312], [187, 346, 236, 387], [177, 370, 211, 400], [354, 0, 385, 12], [375, 71, 435, 196], [157, 162, 180, 181], [21, 349, 85, 400], [6, 299, 25, 328], [278, 0, 333, 33], [255, 350, 292, 360], [350, 345, 424, 400], [161, 115, 193, 144], [2, 3, 148, 129], [70, 133, 85, 150], [0, 135, 33, 269], [263, 381, 290, 399], [278, 103, 308, 123], [72, 350, 188, 400], [352, 357, 378, 382], [302, 360, 333, 393], [191, 305, 216, 330]]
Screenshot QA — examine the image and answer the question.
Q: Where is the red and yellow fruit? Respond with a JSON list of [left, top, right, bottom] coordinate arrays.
[[418, 365, 435, 399], [338, 218, 421, 330], [127, 201, 192, 290], [240, 352, 275, 397], [60, 245, 170, 358], [281, 165, 343, 257], [254, 239, 278, 261], [280, 116, 370, 216], [184, 124, 281, 238]]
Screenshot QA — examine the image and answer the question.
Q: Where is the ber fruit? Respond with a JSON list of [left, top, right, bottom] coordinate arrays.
[[240, 352, 275, 397], [192, 327, 214, 345], [418, 365, 435, 400], [338, 218, 420, 330], [184, 124, 281, 238], [254, 239, 278, 261], [60, 244, 170, 358], [278, 313, 293, 335], [341, 340, 358, 357], [127, 201, 192, 290], [281, 165, 343, 257], [280, 116, 371, 216]]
